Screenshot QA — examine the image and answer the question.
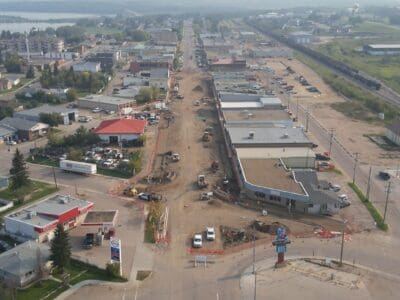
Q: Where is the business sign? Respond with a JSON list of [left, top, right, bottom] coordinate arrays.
[[110, 238, 121, 262], [273, 227, 290, 254]]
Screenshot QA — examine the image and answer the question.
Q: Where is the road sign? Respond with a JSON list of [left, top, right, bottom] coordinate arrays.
[[110, 238, 121, 262]]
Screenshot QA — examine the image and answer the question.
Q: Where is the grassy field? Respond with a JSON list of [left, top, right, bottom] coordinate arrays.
[[296, 52, 400, 123], [316, 22, 400, 94], [0, 180, 58, 216], [17, 280, 68, 300]]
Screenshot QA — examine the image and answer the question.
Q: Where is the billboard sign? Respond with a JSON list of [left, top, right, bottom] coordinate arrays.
[[110, 238, 121, 262]]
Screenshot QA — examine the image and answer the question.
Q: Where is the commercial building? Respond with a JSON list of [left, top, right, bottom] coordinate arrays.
[[219, 92, 283, 109], [288, 31, 314, 44], [86, 51, 121, 72], [209, 58, 247, 71], [44, 51, 78, 60], [4, 194, 93, 242], [0, 241, 51, 287], [95, 119, 147, 143], [78, 94, 136, 112], [72, 61, 101, 73], [14, 104, 79, 125], [0, 117, 49, 141], [363, 44, 400, 56], [221, 108, 293, 127]]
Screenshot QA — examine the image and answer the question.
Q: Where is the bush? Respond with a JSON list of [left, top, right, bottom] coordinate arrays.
[[348, 182, 388, 230], [106, 262, 120, 278]]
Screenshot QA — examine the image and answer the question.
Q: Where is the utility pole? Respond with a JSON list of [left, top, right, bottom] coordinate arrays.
[[296, 96, 299, 120], [305, 109, 309, 132], [384, 181, 392, 224], [339, 219, 348, 267], [52, 167, 58, 189], [328, 129, 335, 156], [366, 166, 372, 200], [352, 153, 359, 184]]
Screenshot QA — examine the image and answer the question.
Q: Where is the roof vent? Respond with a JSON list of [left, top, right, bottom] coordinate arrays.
[[249, 131, 255, 139], [247, 113, 254, 119], [282, 133, 289, 139], [59, 196, 69, 204], [27, 211, 36, 219]]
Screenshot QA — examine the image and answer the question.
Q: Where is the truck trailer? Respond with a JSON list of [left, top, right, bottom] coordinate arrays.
[[60, 160, 97, 175]]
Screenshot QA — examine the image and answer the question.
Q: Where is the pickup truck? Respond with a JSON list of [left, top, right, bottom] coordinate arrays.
[[82, 233, 94, 249]]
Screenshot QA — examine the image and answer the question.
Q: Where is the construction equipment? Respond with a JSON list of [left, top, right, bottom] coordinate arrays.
[[171, 153, 180, 162], [197, 175, 209, 189], [202, 131, 210, 142], [200, 191, 213, 200], [211, 161, 219, 172]]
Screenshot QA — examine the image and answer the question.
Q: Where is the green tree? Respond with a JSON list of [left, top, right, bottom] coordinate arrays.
[[50, 224, 71, 273], [136, 87, 153, 104], [4, 53, 22, 73], [67, 148, 83, 161], [9, 148, 30, 190], [66, 88, 77, 101], [26, 65, 35, 79], [39, 112, 64, 127], [151, 86, 160, 100]]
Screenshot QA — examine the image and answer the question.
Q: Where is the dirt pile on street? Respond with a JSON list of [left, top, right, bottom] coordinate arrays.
[[220, 225, 258, 248], [252, 221, 290, 235]]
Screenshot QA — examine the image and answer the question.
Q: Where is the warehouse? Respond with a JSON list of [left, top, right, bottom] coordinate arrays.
[[13, 104, 79, 125], [363, 44, 400, 56], [4, 194, 93, 242], [95, 119, 147, 143], [0, 117, 49, 141], [221, 108, 292, 127], [78, 94, 136, 112]]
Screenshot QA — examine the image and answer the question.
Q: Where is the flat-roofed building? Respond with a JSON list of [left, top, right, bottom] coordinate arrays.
[[226, 126, 313, 148], [363, 44, 400, 56], [222, 108, 292, 127], [4, 194, 93, 242], [78, 94, 136, 112]]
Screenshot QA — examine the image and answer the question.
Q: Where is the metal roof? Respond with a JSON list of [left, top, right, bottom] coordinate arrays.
[[0, 241, 50, 278], [0, 117, 48, 131], [14, 104, 78, 117], [236, 147, 315, 159], [79, 94, 135, 105], [367, 44, 400, 49]]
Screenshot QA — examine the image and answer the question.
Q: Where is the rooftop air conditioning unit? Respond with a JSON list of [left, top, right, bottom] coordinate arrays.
[[282, 133, 289, 139], [249, 131, 255, 139], [27, 211, 36, 219]]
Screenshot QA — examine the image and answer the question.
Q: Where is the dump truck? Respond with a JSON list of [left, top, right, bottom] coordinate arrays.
[[60, 160, 96, 175], [197, 175, 209, 189]]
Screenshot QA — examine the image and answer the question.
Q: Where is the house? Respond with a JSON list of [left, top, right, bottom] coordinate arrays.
[[4, 194, 93, 242], [0, 241, 51, 287], [14, 104, 79, 125], [95, 119, 147, 143], [72, 61, 101, 73], [0, 125, 15, 143], [385, 121, 400, 146], [0, 117, 49, 141]]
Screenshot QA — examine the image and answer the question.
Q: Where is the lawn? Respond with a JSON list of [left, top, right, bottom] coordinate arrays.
[[17, 280, 68, 300], [0, 180, 58, 216], [27, 156, 58, 167]]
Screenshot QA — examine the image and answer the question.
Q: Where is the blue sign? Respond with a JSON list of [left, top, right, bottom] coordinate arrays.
[[274, 227, 289, 254], [276, 245, 287, 254], [110, 238, 121, 262]]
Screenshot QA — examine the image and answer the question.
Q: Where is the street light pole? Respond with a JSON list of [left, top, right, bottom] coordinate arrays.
[[366, 166, 372, 200], [352, 153, 359, 185], [328, 129, 334, 156], [339, 219, 347, 267], [384, 181, 392, 224]]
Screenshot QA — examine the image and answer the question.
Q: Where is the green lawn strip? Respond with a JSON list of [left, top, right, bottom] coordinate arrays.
[[144, 217, 156, 243], [61, 259, 127, 285], [348, 182, 388, 231], [97, 167, 133, 179], [27, 156, 58, 167], [0, 180, 58, 217], [16, 279, 68, 300], [296, 52, 400, 123]]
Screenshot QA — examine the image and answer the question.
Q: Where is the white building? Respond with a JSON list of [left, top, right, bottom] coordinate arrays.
[[95, 119, 147, 143], [72, 61, 101, 73]]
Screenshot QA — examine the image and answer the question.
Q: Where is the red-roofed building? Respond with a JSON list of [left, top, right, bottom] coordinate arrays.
[[95, 119, 146, 144]]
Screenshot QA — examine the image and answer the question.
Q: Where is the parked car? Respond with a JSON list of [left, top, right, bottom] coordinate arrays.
[[92, 107, 101, 113], [329, 183, 341, 192], [82, 233, 95, 249], [206, 227, 215, 241], [6, 140, 17, 145], [338, 194, 351, 208], [200, 192, 213, 200], [379, 171, 390, 181], [138, 192, 162, 201], [316, 153, 330, 161], [192, 233, 203, 248]]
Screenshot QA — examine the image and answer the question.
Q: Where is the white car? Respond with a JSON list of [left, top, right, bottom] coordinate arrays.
[[206, 227, 215, 241], [92, 107, 101, 113], [192, 234, 203, 248], [6, 140, 17, 145]]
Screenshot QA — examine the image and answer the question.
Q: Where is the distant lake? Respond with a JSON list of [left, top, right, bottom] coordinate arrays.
[[0, 11, 114, 33], [0, 11, 108, 20]]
